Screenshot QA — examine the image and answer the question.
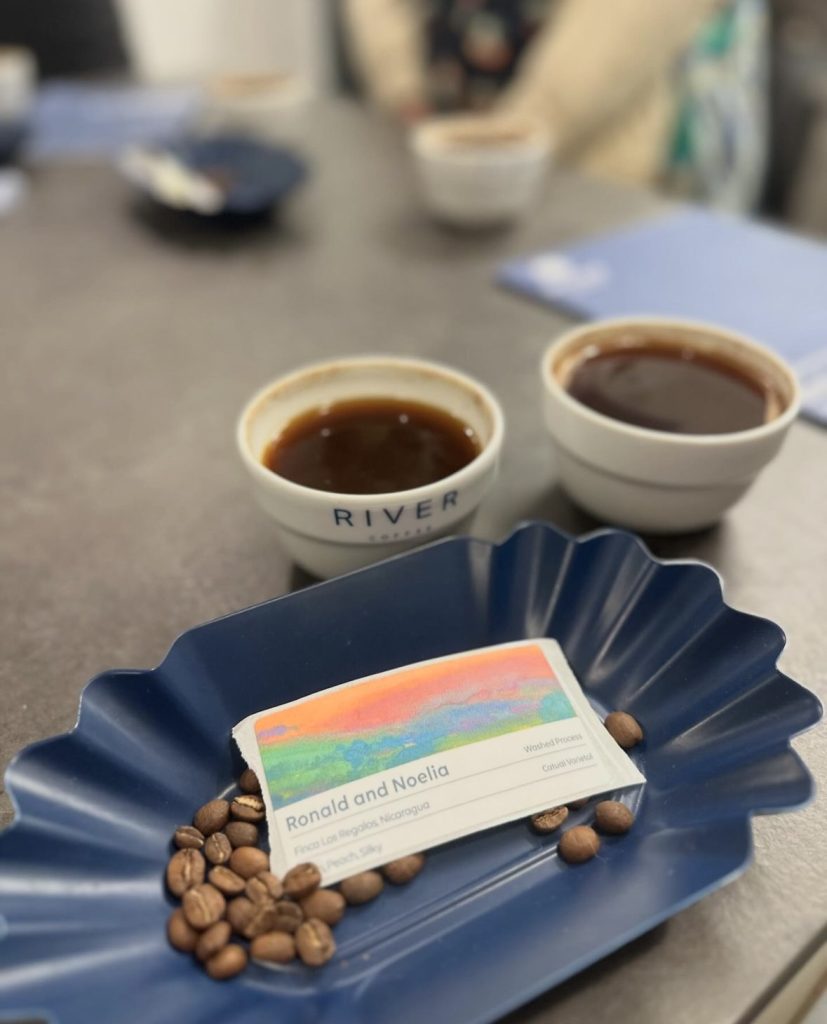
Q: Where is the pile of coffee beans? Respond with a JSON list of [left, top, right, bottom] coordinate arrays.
[[166, 768, 425, 980], [168, 709, 643, 977], [528, 710, 643, 865]]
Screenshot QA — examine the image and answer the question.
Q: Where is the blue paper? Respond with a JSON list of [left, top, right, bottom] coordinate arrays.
[[498, 206, 827, 425], [26, 82, 201, 160]]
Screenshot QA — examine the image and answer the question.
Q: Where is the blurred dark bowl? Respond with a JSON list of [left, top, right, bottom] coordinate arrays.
[[0, 120, 27, 166]]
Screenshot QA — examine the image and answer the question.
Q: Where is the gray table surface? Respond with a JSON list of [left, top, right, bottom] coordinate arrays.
[[1, 100, 825, 1024]]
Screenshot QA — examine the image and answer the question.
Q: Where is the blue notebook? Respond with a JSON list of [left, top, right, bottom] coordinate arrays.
[[498, 207, 827, 426]]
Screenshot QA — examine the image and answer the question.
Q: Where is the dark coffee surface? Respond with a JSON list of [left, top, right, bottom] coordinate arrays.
[[566, 344, 770, 434], [263, 397, 480, 494]]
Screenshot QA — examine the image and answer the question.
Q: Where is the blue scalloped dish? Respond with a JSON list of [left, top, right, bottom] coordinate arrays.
[[0, 524, 820, 1023]]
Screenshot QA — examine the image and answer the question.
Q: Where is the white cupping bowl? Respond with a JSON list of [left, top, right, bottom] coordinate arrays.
[[411, 114, 551, 228], [541, 317, 801, 533], [238, 356, 505, 578]]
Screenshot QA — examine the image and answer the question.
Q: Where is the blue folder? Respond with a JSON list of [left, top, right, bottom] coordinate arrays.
[[498, 206, 827, 426]]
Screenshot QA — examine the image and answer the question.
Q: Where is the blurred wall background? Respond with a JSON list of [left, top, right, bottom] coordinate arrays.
[[0, 0, 331, 85], [116, 0, 331, 90], [0, 0, 127, 76]]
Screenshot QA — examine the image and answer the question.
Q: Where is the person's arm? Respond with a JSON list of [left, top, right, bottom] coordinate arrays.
[[342, 0, 429, 119], [499, 0, 722, 154]]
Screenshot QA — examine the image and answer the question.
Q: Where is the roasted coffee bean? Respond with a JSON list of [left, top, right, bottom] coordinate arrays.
[[224, 821, 259, 848], [166, 848, 205, 897], [559, 825, 601, 864], [231, 794, 265, 823], [567, 798, 590, 811], [182, 883, 226, 930], [205, 943, 248, 980], [283, 862, 321, 899], [242, 901, 297, 940], [226, 896, 256, 935], [238, 768, 261, 795], [595, 800, 635, 834], [229, 846, 269, 879], [167, 908, 199, 952], [193, 799, 230, 836], [339, 871, 383, 905], [204, 832, 232, 866], [270, 900, 304, 935], [173, 824, 205, 850], [530, 807, 569, 835], [195, 920, 232, 962], [246, 871, 284, 904], [251, 931, 296, 964], [382, 854, 425, 885], [604, 711, 643, 749], [300, 889, 346, 927], [237, 899, 302, 940], [208, 866, 247, 897], [296, 919, 336, 967]]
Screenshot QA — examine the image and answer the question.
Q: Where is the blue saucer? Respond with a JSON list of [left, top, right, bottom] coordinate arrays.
[[0, 524, 820, 1023]]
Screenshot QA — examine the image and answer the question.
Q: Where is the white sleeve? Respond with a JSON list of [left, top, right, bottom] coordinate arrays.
[[342, 0, 429, 112]]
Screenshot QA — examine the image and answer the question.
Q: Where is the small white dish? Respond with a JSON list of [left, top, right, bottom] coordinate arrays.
[[541, 317, 801, 533], [410, 114, 551, 228], [237, 356, 505, 578]]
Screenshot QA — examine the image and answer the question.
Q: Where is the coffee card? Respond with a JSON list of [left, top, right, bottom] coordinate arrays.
[[233, 639, 645, 884]]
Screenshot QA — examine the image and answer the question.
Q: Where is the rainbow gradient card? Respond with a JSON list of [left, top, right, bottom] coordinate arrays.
[[233, 639, 644, 883]]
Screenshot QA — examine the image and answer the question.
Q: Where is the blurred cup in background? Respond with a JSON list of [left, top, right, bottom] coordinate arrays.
[[411, 113, 552, 228], [0, 47, 36, 164], [198, 72, 312, 144]]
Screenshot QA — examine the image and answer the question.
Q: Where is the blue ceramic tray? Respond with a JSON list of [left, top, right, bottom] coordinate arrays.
[[0, 524, 820, 1024]]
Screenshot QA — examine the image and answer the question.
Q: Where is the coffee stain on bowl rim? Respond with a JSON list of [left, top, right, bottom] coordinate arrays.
[[238, 357, 505, 503], [546, 321, 799, 441]]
